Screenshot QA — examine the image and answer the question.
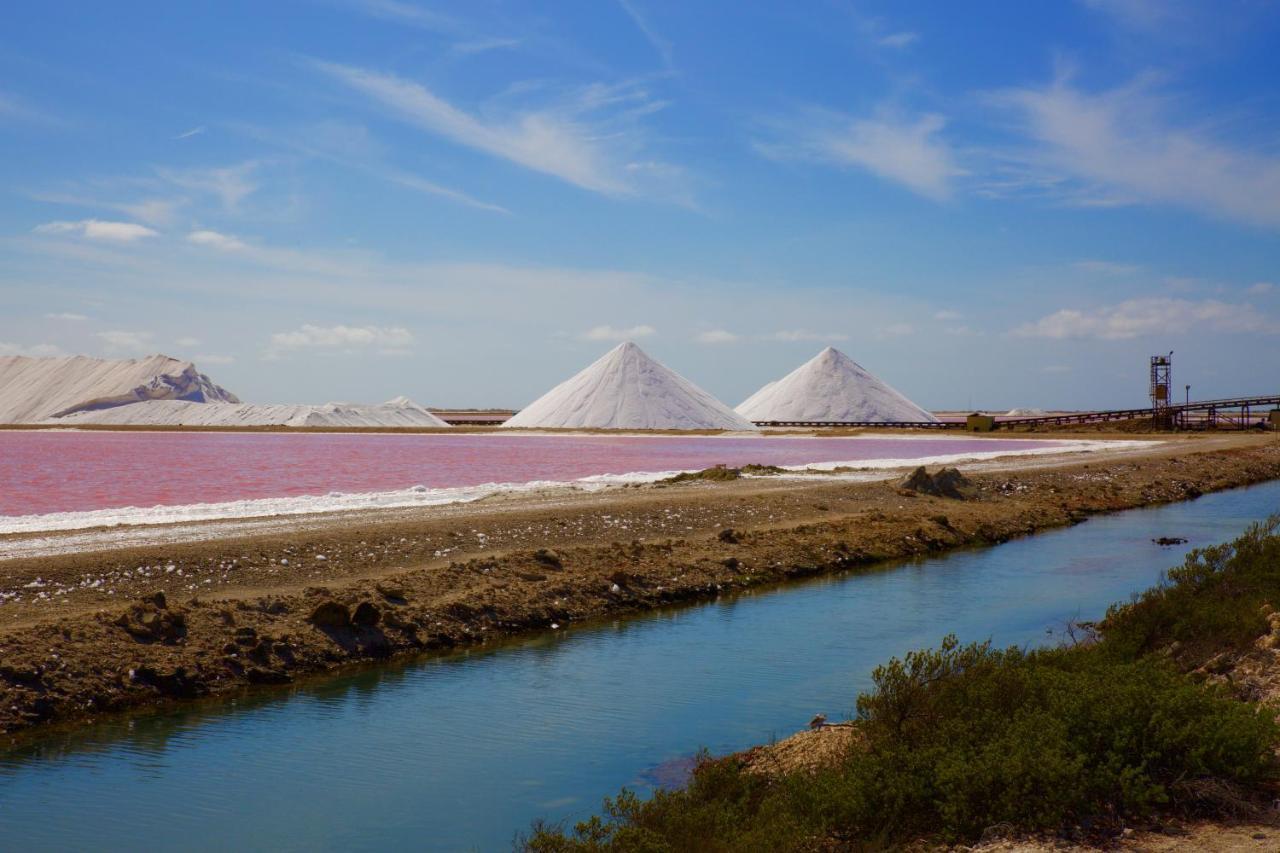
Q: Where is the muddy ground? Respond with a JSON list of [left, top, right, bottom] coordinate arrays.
[[1, 432, 1278, 741]]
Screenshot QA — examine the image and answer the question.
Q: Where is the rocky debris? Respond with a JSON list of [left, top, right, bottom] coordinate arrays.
[[717, 528, 740, 544], [112, 594, 186, 643], [351, 601, 381, 627], [899, 466, 971, 499], [308, 600, 352, 629], [532, 549, 563, 569]]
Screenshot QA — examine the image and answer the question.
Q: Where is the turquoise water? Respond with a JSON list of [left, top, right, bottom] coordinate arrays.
[[2, 481, 1278, 851]]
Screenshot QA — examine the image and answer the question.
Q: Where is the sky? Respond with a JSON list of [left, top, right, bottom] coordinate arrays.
[[2, 0, 1279, 411]]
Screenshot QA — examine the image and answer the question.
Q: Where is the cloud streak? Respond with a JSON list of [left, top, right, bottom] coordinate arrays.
[[34, 219, 158, 242], [581, 324, 655, 341], [759, 108, 961, 200], [989, 74, 1280, 228], [315, 61, 678, 198], [1013, 297, 1279, 339]]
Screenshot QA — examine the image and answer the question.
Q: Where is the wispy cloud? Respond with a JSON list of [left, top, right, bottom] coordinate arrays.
[[765, 329, 850, 342], [1013, 297, 1278, 339], [157, 161, 260, 211], [174, 125, 206, 140], [617, 0, 675, 71], [97, 330, 155, 352], [759, 107, 961, 200], [176, 336, 201, 347], [338, 0, 459, 33], [933, 310, 963, 321], [877, 31, 918, 48], [988, 73, 1280, 228], [187, 229, 248, 251], [315, 61, 680, 198], [694, 329, 739, 344], [33, 219, 158, 242], [581, 324, 655, 341], [1247, 282, 1275, 296], [0, 342, 65, 357], [268, 323, 414, 356], [194, 353, 235, 365], [1074, 259, 1140, 275], [45, 312, 89, 321], [237, 120, 509, 214]]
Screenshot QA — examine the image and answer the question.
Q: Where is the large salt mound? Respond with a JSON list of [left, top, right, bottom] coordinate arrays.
[[0, 354, 238, 423], [54, 397, 450, 428], [504, 341, 755, 431], [736, 347, 938, 423]]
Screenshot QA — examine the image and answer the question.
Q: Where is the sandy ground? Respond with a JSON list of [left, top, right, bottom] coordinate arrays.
[[0, 432, 1277, 743]]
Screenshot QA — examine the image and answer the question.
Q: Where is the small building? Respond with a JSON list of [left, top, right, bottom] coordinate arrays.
[[966, 413, 996, 432]]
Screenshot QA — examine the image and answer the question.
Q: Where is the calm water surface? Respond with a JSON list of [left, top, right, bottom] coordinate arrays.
[[0, 431, 1064, 516], [2, 481, 1277, 851]]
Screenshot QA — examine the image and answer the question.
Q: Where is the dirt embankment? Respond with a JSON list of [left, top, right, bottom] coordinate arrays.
[[2, 437, 1279, 740]]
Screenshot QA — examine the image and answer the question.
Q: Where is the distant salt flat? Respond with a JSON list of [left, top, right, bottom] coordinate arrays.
[[0, 431, 1143, 535]]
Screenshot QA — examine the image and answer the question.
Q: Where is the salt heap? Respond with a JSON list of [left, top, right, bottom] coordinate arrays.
[[0, 354, 237, 423], [55, 397, 450, 428], [504, 341, 755, 431], [736, 347, 937, 423]]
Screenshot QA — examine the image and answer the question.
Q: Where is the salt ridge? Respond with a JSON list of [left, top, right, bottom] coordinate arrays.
[[0, 354, 237, 423], [504, 341, 755, 431], [736, 347, 938, 423]]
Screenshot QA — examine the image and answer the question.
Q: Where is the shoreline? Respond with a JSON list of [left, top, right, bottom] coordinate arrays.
[[0, 434, 1139, 537], [2, 433, 1277, 741]]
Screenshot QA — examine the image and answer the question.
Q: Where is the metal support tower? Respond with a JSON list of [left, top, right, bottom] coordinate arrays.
[[1150, 352, 1173, 427]]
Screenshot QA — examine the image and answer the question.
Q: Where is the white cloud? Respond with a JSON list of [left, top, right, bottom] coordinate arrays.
[[933, 310, 963, 321], [759, 108, 961, 200], [187, 229, 248, 251], [879, 322, 915, 338], [97, 330, 154, 352], [695, 329, 739, 344], [877, 31, 918, 48], [1247, 282, 1274, 296], [33, 219, 158, 242], [765, 329, 850, 342], [174, 125, 206, 140], [45, 312, 89, 321], [195, 353, 235, 365], [268, 323, 414, 354], [1013, 298, 1278, 339], [315, 62, 676, 197], [990, 74, 1280, 228], [175, 336, 201, 347], [0, 342, 65, 357], [581, 324, 656, 342]]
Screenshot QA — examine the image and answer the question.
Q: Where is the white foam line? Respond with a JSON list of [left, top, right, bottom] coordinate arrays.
[[0, 439, 1144, 536]]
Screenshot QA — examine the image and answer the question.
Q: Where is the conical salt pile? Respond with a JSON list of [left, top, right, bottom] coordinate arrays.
[[736, 347, 937, 423], [504, 342, 756, 430]]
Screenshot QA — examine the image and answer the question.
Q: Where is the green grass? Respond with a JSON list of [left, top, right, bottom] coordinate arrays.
[[522, 519, 1280, 852]]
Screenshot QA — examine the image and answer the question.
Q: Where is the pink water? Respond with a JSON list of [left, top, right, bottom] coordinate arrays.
[[0, 431, 1066, 517]]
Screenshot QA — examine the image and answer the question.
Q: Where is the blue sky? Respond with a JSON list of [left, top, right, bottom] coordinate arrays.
[[2, 0, 1279, 410]]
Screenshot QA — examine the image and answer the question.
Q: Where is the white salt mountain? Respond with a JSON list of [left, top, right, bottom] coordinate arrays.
[[504, 341, 756, 431], [0, 354, 237, 423], [736, 347, 938, 424], [54, 397, 450, 428]]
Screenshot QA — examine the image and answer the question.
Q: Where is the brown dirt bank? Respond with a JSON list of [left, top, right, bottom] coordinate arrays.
[[1, 435, 1278, 740]]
